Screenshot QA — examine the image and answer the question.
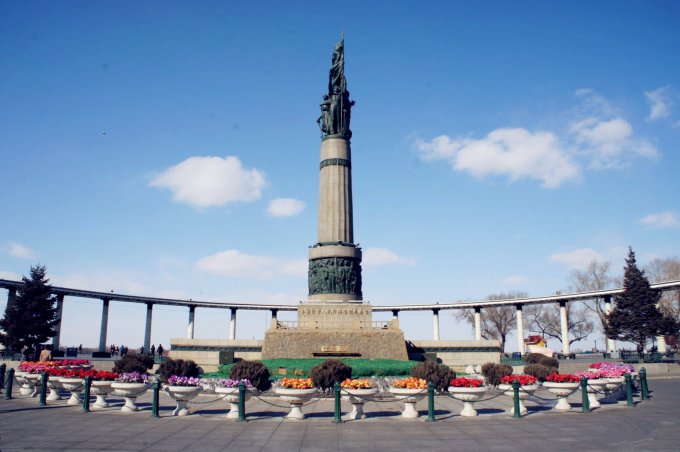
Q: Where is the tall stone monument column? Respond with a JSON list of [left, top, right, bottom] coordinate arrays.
[[308, 37, 362, 303]]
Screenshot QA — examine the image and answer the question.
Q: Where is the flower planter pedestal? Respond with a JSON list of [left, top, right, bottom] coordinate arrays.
[[389, 387, 427, 419], [274, 388, 317, 420], [215, 387, 253, 419], [585, 379, 608, 409], [91, 381, 114, 408], [59, 378, 85, 405], [498, 384, 539, 416], [543, 382, 580, 411], [111, 382, 151, 412], [163, 385, 203, 416], [46, 379, 64, 401], [602, 377, 625, 404], [447, 386, 489, 417], [342, 388, 378, 420]]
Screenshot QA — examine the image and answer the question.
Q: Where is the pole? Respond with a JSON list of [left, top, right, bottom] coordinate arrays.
[[238, 381, 247, 422], [0, 363, 6, 390], [333, 382, 342, 423], [39, 372, 48, 406], [151, 380, 160, 418], [625, 373, 634, 407], [512, 380, 521, 418], [640, 368, 649, 400], [426, 381, 436, 422], [580, 377, 590, 413], [4, 368, 14, 400], [82, 376, 92, 412]]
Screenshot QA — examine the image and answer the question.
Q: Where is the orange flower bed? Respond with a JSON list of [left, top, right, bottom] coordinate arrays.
[[392, 377, 427, 389], [280, 378, 314, 389], [340, 378, 373, 389]]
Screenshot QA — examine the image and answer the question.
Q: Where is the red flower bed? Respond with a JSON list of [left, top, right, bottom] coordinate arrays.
[[45, 368, 119, 380], [449, 377, 484, 388], [500, 374, 537, 386], [546, 373, 580, 383]]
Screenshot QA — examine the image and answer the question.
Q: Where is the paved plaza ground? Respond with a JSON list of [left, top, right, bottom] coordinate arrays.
[[0, 377, 678, 451]]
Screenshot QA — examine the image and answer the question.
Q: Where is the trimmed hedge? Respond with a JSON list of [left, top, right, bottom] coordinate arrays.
[[157, 358, 200, 383], [410, 360, 456, 392], [229, 360, 271, 391], [481, 362, 513, 386], [217, 358, 417, 378], [113, 354, 154, 374], [310, 359, 352, 391]]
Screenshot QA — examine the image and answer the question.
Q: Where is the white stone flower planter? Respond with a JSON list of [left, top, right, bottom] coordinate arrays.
[[163, 385, 203, 416], [274, 387, 318, 420], [585, 378, 609, 409], [542, 382, 580, 411], [22, 373, 42, 397], [215, 387, 253, 419], [498, 383, 539, 416], [46, 378, 64, 401], [90, 381, 114, 408], [341, 387, 378, 420], [111, 382, 151, 412], [59, 377, 85, 405], [389, 387, 427, 419], [447, 386, 488, 416]]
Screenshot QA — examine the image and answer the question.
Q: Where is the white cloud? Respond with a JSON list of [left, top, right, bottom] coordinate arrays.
[[0, 271, 21, 280], [7, 242, 34, 259], [267, 198, 305, 217], [195, 250, 306, 279], [363, 247, 416, 267], [640, 211, 680, 229], [570, 117, 657, 168], [149, 156, 266, 209], [501, 276, 528, 286], [550, 248, 604, 270], [417, 128, 579, 188], [645, 86, 673, 121]]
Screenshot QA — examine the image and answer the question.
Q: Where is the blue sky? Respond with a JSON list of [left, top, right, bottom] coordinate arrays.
[[1, 1, 679, 352]]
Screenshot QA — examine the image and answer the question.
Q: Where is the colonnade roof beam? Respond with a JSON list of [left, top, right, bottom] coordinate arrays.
[[1, 278, 679, 312]]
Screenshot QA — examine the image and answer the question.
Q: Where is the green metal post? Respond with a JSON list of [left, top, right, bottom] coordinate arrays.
[[640, 367, 649, 400], [512, 380, 521, 418], [625, 373, 634, 407], [580, 377, 590, 413], [4, 368, 14, 400], [426, 381, 436, 422], [39, 372, 48, 406], [151, 380, 160, 418], [333, 382, 342, 423], [0, 363, 6, 389], [237, 381, 247, 422], [81, 376, 91, 412]]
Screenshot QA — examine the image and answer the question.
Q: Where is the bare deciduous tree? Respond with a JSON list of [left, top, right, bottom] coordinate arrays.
[[457, 291, 527, 353], [524, 302, 594, 345], [568, 259, 615, 343], [645, 256, 680, 321]]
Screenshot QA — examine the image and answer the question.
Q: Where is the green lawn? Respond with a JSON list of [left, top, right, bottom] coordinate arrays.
[[202, 358, 419, 379]]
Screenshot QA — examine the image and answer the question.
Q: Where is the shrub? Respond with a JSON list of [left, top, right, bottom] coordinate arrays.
[[523, 353, 544, 364], [538, 356, 559, 369], [523, 364, 554, 382], [409, 360, 456, 392], [229, 360, 271, 391], [310, 359, 352, 391], [481, 363, 513, 386], [157, 358, 200, 383], [112, 354, 154, 374]]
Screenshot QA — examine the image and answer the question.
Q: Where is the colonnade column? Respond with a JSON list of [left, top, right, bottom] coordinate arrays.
[[270, 308, 279, 330], [144, 302, 153, 353], [187, 306, 195, 339], [52, 294, 64, 350], [516, 304, 525, 354], [474, 307, 482, 341], [6, 288, 17, 311], [559, 300, 570, 355], [432, 309, 440, 341], [604, 296, 617, 353], [229, 308, 237, 340], [98, 298, 110, 353]]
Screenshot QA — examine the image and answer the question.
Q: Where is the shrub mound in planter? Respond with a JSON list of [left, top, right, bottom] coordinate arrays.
[[157, 358, 200, 383], [523, 364, 555, 382], [481, 363, 513, 386], [410, 360, 456, 392], [538, 356, 559, 369], [523, 353, 544, 364], [310, 359, 352, 391], [112, 354, 154, 374], [229, 360, 271, 391]]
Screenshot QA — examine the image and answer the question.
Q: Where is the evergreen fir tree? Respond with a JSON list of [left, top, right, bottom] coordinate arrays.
[[605, 248, 679, 353], [0, 264, 59, 355]]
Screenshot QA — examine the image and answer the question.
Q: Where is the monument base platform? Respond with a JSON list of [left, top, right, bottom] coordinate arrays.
[[261, 328, 408, 360]]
